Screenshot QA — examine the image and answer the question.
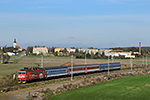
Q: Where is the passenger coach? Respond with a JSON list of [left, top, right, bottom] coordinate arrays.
[[44, 66, 68, 78]]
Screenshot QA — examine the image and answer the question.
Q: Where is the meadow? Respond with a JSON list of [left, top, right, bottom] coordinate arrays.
[[0, 55, 149, 77], [48, 73, 150, 100]]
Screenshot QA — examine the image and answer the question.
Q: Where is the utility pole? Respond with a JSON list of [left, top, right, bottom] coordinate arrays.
[[41, 55, 43, 68], [143, 56, 144, 67], [71, 55, 73, 81], [108, 55, 109, 75], [1, 45, 6, 64], [85, 52, 86, 65], [146, 55, 147, 69], [1, 47, 3, 64], [130, 57, 132, 71], [112, 55, 114, 63]]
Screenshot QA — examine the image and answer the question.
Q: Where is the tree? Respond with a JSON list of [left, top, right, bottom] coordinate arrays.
[[50, 47, 55, 53], [75, 48, 79, 53], [95, 52, 99, 56], [4, 54, 10, 63], [5, 47, 14, 52], [0, 53, 10, 63], [102, 52, 105, 57], [54, 51, 58, 56], [26, 46, 33, 55], [90, 47, 94, 49], [70, 47, 75, 49], [63, 48, 68, 53], [86, 53, 91, 59]]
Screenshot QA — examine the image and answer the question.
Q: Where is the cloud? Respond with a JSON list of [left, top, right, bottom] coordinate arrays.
[[68, 37, 75, 39]]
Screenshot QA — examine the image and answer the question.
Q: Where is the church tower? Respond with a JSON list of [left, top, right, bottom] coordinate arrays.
[[13, 39, 17, 48]]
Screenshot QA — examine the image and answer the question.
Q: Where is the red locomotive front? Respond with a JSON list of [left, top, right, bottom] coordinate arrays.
[[17, 70, 27, 83], [17, 67, 45, 83]]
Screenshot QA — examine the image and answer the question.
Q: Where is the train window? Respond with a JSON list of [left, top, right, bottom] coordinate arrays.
[[22, 72, 26, 74], [18, 72, 21, 74], [113, 64, 120, 67]]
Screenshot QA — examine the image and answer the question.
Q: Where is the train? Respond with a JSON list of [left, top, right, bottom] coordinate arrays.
[[17, 62, 121, 83]]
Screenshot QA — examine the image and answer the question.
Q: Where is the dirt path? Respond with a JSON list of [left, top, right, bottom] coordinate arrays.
[[0, 79, 81, 100]]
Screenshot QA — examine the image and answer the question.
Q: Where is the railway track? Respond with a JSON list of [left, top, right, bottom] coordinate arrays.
[[0, 66, 148, 92]]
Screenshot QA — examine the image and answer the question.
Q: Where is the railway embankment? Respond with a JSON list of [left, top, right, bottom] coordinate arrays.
[[27, 68, 150, 100]]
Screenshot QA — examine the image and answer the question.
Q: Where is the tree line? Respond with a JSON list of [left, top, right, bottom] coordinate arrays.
[[0, 47, 17, 64], [26, 46, 150, 59]]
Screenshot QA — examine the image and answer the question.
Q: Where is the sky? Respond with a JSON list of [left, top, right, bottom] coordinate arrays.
[[0, 0, 150, 49]]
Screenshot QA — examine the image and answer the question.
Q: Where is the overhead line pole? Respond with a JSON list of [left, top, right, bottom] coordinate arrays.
[[1, 47, 3, 64], [41, 55, 43, 68], [108, 55, 109, 75], [85, 52, 86, 65], [130, 57, 132, 71], [71, 55, 73, 81], [143, 56, 144, 67], [146, 55, 147, 69]]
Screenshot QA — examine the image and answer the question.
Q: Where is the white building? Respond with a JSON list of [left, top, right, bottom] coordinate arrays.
[[98, 49, 112, 55], [79, 49, 98, 54], [33, 47, 48, 55], [67, 48, 76, 53], [7, 52, 16, 56], [106, 50, 135, 58]]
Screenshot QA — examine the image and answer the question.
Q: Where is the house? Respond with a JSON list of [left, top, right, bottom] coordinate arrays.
[[7, 52, 16, 56], [79, 49, 98, 54], [98, 49, 112, 55], [67, 48, 76, 53], [106, 50, 135, 58], [54, 48, 62, 52], [33, 47, 48, 55]]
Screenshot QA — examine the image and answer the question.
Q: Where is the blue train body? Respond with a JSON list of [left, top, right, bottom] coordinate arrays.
[[44, 66, 68, 78], [43, 62, 121, 78]]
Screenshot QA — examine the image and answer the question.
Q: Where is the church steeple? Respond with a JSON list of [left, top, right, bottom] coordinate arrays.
[[14, 39, 17, 43], [13, 39, 17, 48]]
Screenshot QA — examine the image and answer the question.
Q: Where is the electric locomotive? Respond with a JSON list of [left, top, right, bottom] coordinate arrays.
[[17, 67, 45, 83]]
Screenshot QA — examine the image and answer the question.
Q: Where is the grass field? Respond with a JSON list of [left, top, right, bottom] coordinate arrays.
[[0, 55, 149, 77], [48, 73, 150, 100]]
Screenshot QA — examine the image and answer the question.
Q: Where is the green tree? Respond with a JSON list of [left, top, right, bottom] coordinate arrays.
[[102, 52, 105, 57], [75, 48, 79, 53], [4, 54, 10, 63], [54, 51, 58, 56], [50, 47, 55, 53], [0, 53, 10, 63], [70, 47, 75, 49], [86, 53, 91, 59], [63, 48, 68, 53], [26, 46, 33, 55], [5, 47, 14, 52]]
